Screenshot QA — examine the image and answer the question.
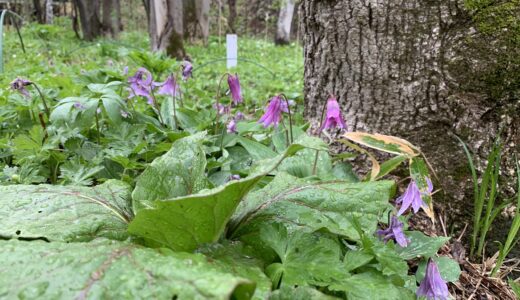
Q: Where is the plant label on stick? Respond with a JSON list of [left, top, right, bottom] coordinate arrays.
[[226, 34, 238, 69]]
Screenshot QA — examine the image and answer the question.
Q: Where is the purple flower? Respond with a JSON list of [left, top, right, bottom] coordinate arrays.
[[376, 216, 409, 247], [73, 102, 86, 110], [96, 107, 102, 114], [182, 61, 193, 81], [123, 66, 129, 75], [227, 118, 237, 133], [417, 258, 449, 300], [10, 77, 32, 97], [321, 97, 347, 131], [155, 75, 180, 97], [227, 73, 243, 105], [396, 178, 433, 216], [258, 95, 284, 128], [227, 174, 241, 182], [280, 99, 295, 113], [128, 68, 154, 103], [235, 111, 245, 120], [213, 103, 230, 115]]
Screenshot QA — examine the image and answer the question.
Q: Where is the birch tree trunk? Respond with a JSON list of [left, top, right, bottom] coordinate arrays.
[[301, 0, 520, 246], [149, 0, 186, 59], [195, 0, 210, 44], [274, 0, 295, 45], [45, 0, 53, 24]]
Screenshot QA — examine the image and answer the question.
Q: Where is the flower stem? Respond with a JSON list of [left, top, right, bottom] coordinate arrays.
[[94, 108, 101, 144], [214, 73, 230, 135], [312, 98, 329, 175], [170, 73, 179, 130], [32, 83, 50, 119], [279, 94, 294, 144], [150, 89, 165, 126], [38, 112, 48, 141]]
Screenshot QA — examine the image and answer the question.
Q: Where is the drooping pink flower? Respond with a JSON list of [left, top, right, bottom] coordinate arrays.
[[227, 73, 243, 105], [417, 258, 450, 300], [154, 75, 180, 97], [128, 67, 154, 104], [376, 216, 409, 247], [227, 118, 237, 133], [235, 111, 245, 120], [10, 77, 32, 97], [396, 178, 433, 216], [213, 103, 230, 115], [321, 97, 347, 131], [280, 99, 295, 113], [258, 95, 284, 128], [182, 61, 193, 81]]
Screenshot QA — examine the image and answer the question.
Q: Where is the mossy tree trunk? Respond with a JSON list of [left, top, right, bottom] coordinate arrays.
[[148, 0, 186, 60], [301, 0, 520, 248]]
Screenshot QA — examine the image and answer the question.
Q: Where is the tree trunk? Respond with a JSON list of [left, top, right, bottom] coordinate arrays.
[[45, 0, 53, 24], [102, 0, 114, 37], [149, 0, 186, 60], [74, 0, 102, 40], [301, 0, 519, 247], [33, 0, 44, 23], [195, 0, 210, 44], [274, 0, 295, 45], [115, 0, 123, 33], [227, 0, 236, 33]]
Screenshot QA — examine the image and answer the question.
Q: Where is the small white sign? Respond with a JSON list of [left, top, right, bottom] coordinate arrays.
[[226, 34, 238, 69]]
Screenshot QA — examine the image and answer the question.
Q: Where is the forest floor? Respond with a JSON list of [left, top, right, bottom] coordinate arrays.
[[1, 20, 519, 299]]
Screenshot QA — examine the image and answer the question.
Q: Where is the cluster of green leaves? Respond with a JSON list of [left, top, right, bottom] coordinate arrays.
[[0, 22, 461, 299]]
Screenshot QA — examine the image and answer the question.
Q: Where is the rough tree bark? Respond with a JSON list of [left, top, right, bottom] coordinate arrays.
[[102, 0, 114, 37], [45, 0, 53, 24], [74, 0, 103, 40], [148, 0, 186, 59], [195, 0, 210, 44], [274, 0, 295, 45], [183, 0, 210, 44], [301, 0, 520, 249], [33, 0, 44, 23], [114, 0, 123, 36], [227, 0, 237, 33]]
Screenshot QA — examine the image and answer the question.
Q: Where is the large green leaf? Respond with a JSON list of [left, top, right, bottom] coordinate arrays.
[[229, 173, 395, 241], [0, 239, 255, 299], [0, 180, 132, 242], [237, 136, 278, 161], [329, 271, 415, 300], [132, 132, 211, 212], [396, 231, 450, 260], [415, 256, 461, 283], [128, 136, 327, 252], [269, 286, 340, 300], [260, 224, 346, 287], [198, 242, 272, 300]]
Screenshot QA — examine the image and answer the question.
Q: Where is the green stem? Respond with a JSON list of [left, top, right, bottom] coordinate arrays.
[[32, 83, 51, 119], [279, 93, 294, 144], [150, 89, 165, 126], [312, 98, 329, 175], [95, 109, 101, 144], [214, 73, 230, 135]]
